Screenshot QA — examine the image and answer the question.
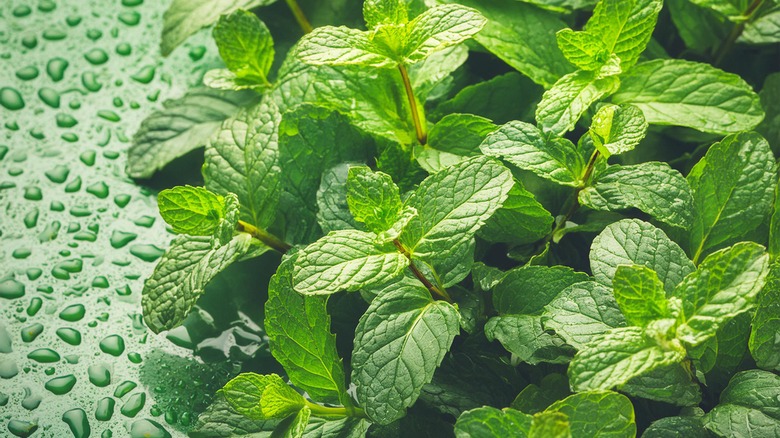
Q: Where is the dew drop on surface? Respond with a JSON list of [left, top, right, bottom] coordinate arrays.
[[0, 279, 25, 299], [62, 408, 91, 438], [100, 334, 125, 356], [59, 304, 86, 322], [121, 392, 147, 417], [130, 419, 171, 438], [44, 374, 77, 395], [0, 87, 25, 110], [27, 347, 61, 363], [56, 327, 82, 345], [88, 363, 112, 387], [95, 397, 116, 421], [114, 380, 137, 398], [20, 323, 43, 342], [7, 420, 38, 437]]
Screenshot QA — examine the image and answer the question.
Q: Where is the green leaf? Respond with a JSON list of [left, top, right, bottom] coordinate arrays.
[[555, 29, 610, 71], [479, 182, 554, 245], [222, 373, 304, 420], [363, 0, 408, 28], [579, 162, 694, 229], [480, 121, 584, 187], [542, 281, 627, 349], [704, 370, 780, 437], [687, 0, 752, 21], [536, 56, 622, 136], [302, 417, 371, 438], [674, 242, 769, 347], [142, 233, 252, 333], [740, 8, 780, 44], [770, 174, 780, 260], [545, 391, 637, 438], [749, 260, 780, 371], [619, 363, 702, 406], [584, 0, 664, 70], [160, 0, 272, 56], [758, 73, 780, 160], [204, 99, 281, 229], [213, 10, 274, 85], [668, 0, 729, 55], [402, 4, 486, 64], [416, 113, 497, 173], [455, 407, 532, 438], [611, 59, 765, 134], [204, 68, 269, 91], [351, 280, 460, 424], [493, 265, 590, 315], [568, 326, 686, 391], [486, 314, 575, 364], [316, 164, 363, 234], [644, 415, 708, 438], [297, 26, 394, 68], [612, 265, 670, 327], [688, 132, 776, 262], [158, 186, 227, 236], [126, 88, 256, 179], [511, 373, 571, 414], [190, 394, 278, 437], [293, 230, 409, 295], [265, 254, 349, 406], [261, 380, 306, 419], [529, 412, 570, 438], [589, 104, 648, 158], [275, 405, 310, 438], [590, 219, 695, 294], [347, 166, 402, 234]]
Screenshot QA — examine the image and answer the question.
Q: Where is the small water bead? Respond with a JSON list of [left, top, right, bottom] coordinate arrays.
[[62, 408, 91, 438], [130, 420, 170, 438], [38, 87, 61, 108], [62, 133, 79, 142], [86, 181, 109, 198], [0, 87, 25, 110], [99, 335, 125, 356], [39, 220, 61, 241], [45, 165, 70, 183], [116, 43, 132, 56], [65, 176, 82, 192], [92, 276, 109, 288], [95, 397, 115, 421], [0, 279, 25, 299], [59, 304, 85, 322], [44, 374, 77, 394], [56, 327, 82, 345], [56, 114, 78, 128], [129, 244, 164, 262], [97, 110, 120, 122], [26, 269, 42, 281], [20, 323, 43, 342], [131, 65, 155, 84], [88, 363, 111, 387], [29, 128, 45, 140], [52, 259, 83, 280], [127, 352, 142, 363], [15, 66, 39, 80], [28, 348, 60, 363], [21, 389, 43, 410], [26, 297, 42, 316], [80, 150, 96, 166], [102, 431, 113, 438], [43, 28, 67, 41], [0, 392, 8, 406], [114, 380, 137, 398], [189, 45, 207, 61], [85, 49, 109, 65], [118, 11, 141, 26], [38, 0, 57, 12], [21, 35, 38, 49], [51, 201, 65, 212], [23, 186, 42, 200], [110, 230, 137, 249], [0, 324, 13, 352], [7, 420, 38, 437], [120, 392, 146, 417], [114, 194, 131, 208], [122, 0, 144, 6], [66, 15, 82, 26], [86, 29, 102, 41], [82, 72, 102, 92], [12, 5, 32, 16], [12, 248, 31, 259], [0, 357, 19, 378], [47, 58, 69, 81]]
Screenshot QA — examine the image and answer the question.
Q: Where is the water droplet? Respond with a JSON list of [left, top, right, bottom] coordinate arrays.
[[66, 15, 82, 27], [38, 87, 61, 108], [21, 35, 38, 49], [88, 363, 111, 387], [114, 194, 131, 208], [110, 230, 137, 248], [86, 181, 109, 198], [95, 397, 116, 421], [100, 334, 125, 356], [130, 419, 170, 438], [20, 323, 44, 342], [129, 244, 164, 262], [56, 327, 82, 345], [15, 66, 39, 80], [189, 46, 206, 61], [12, 5, 32, 17], [43, 29, 67, 41], [116, 43, 132, 56], [27, 348, 61, 363], [23, 186, 43, 200], [0, 87, 25, 111], [118, 11, 141, 26], [39, 0, 57, 12], [82, 72, 102, 92], [0, 357, 19, 378], [47, 58, 69, 82], [131, 65, 155, 84], [62, 408, 91, 438], [0, 323, 12, 353], [127, 352, 142, 363], [65, 176, 82, 192], [92, 276, 109, 288], [59, 304, 86, 322], [120, 392, 146, 417], [7, 419, 38, 437], [114, 380, 137, 398], [23, 209, 39, 228], [80, 150, 96, 166], [0, 279, 25, 299], [21, 389, 42, 410], [56, 113, 79, 128], [45, 165, 70, 183], [97, 110, 121, 122], [85, 48, 109, 65], [12, 248, 31, 259], [45, 374, 77, 395]]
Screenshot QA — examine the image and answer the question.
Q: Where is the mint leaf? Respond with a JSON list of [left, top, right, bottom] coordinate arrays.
[[704, 370, 780, 437], [740, 8, 780, 44], [485, 315, 575, 365], [545, 391, 637, 437], [293, 230, 408, 295], [493, 266, 590, 315], [347, 166, 402, 234], [316, 164, 364, 234], [352, 279, 460, 424], [619, 363, 702, 406], [579, 162, 694, 229], [613, 265, 670, 327], [542, 281, 626, 349], [222, 373, 304, 420], [556, 29, 610, 71], [687, 0, 752, 21], [204, 100, 281, 229], [479, 182, 554, 245], [455, 407, 532, 438], [212, 10, 273, 88], [191, 394, 278, 437], [363, 0, 408, 28], [160, 0, 272, 56], [265, 254, 350, 405], [584, 0, 664, 70], [480, 121, 584, 187], [303, 417, 371, 438], [674, 242, 769, 347], [645, 415, 708, 438], [403, 4, 486, 64], [568, 326, 686, 391], [204, 69, 268, 91], [749, 260, 780, 371], [297, 26, 394, 68], [589, 104, 648, 158], [127, 88, 256, 179], [511, 373, 571, 414], [590, 219, 695, 294], [529, 412, 570, 438], [611, 59, 764, 134], [142, 233, 252, 333], [536, 56, 622, 136], [158, 186, 226, 236], [688, 132, 776, 262], [416, 113, 497, 173], [261, 379, 306, 419], [275, 405, 310, 438]]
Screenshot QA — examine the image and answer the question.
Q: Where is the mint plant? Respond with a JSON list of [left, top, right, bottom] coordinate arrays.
[[130, 0, 780, 436]]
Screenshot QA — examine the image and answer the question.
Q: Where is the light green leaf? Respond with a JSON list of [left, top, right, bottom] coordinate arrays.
[[347, 166, 402, 234], [265, 254, 349, 406], [771, 174, 780, 260], [486, 315, 575, 364], [749, 260, 780, 371], [529, 412, 570, 438], [536, 56, 622, 136], [613, 265, 670, 327], [204, 99, 281, 229], [376, 206, 418, 243], [160, 0, 272, 56], [644, 415, 708, 438], [126, 88, 256, 179], [619, 363, 702, 406], [261, 379, 306, 419], [545, 391, 637, 438], [363, 0, 408, 28], [302, 417, 371, 438], [158, 186, 227, 236], [213, 10, 274, 85], [611, 59, 765, 134], [590, 219, 696, 294], [190, 394, 278, 437], [479, 182, 554, 245], [222, 373, 277, 420], [204, 69, 268, 91], [568, 326, 686, 391], [416, 113, 497, 173], [704, 370, 780, 437], [316, 164, 363, 234], [579, 162, 694, 229], [555, 29, 610, 71], [542, 281, 627, 349], [297, 26, 395, 68], [293, 230, 409, 295], [455, 407, 532, 438], [688, 0, 752, 21], [674, 242, 769, 347], [668, 0, 729, 55], [352, 280, 460, 424], [584, 0, 664, 70], [402, 4, 486, 64], [589, 104, 648, 158], [277, 405, 310, 438], [688, 132, 776, 262], [480, 120, 584, 187], [493, 265, 590, 315], [740, 8, 780, 44], [142, 233, 252, 333], [758, 73, 780, 160]]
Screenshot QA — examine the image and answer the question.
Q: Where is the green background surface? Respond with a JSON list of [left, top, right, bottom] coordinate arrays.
[[0, 1, 276, 436]]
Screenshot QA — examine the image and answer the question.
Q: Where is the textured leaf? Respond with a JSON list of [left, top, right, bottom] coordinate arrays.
[[204, 68, 268, 91], [556, 29, 610, 71], [704, 370, 780, 437], [260, 378, 306, 419], [589, 104, 648, 158], [542, 281, 626, 349], [568, 327, 686, 391], [529, 412, 570, 438], [212, 10, 274, 85], [579, 162, 694, 229], [749, 260, 780, 371], [644, 415, 708, 438], [741, 8, 780, 44], [316, 164, 363, 234], [688, 0, 752, 20], [688, 132, 776, 262], [584, 0, 664, 70], [619, 363, 702, 406], [613, 265, 669, 327], [160, 0, 271, 56], [545, 391, 637, 438], [127, 88, 255, 178], [142, 233, 252, 333], [611, 59, 765, 134], [480, 120, 584, 186], [221, 373, 304, 420], [416, 113, 497, 173], [511, 373, 571, 414], [493, 265, 590, 315], [265, 254, 349, 405], [674, 242, 769, 347], [278, 405, 310, 438], [486, 315, 575, 364], [455, 407, 532, 438], [297, 26, 394, 68], [352, 280, 460, 424], [758, 73, 780, 162], [204, 100, 281, 229], [347, 166, 402, 234], [479, 182, 554, 245], [191, 394, 278, 437], [668, 0, 729, 55], [293, 230, 409, 295], [590, 219, 695, 294], [403, 4, 486, 64], [157, 186, 229, 236], [363, 0, 408, 28]]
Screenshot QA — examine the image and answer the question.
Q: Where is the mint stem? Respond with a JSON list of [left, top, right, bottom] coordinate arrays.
[[237, 220, 292, 254], [304, 399, 367, 418], [548, 150, 600, 241], [398, 64, 427, 145], [285, 0, 314, 34], [713, 0, 765, 66], [393, 240, 452, 302]]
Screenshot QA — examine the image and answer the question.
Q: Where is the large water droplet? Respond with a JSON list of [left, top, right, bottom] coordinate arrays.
[[44, 374, 77, 395], [62, 408, 91, 438]]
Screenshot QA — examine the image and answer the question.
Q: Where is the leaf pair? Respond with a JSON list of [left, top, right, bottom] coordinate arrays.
[[206, 9, 275, 90]]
